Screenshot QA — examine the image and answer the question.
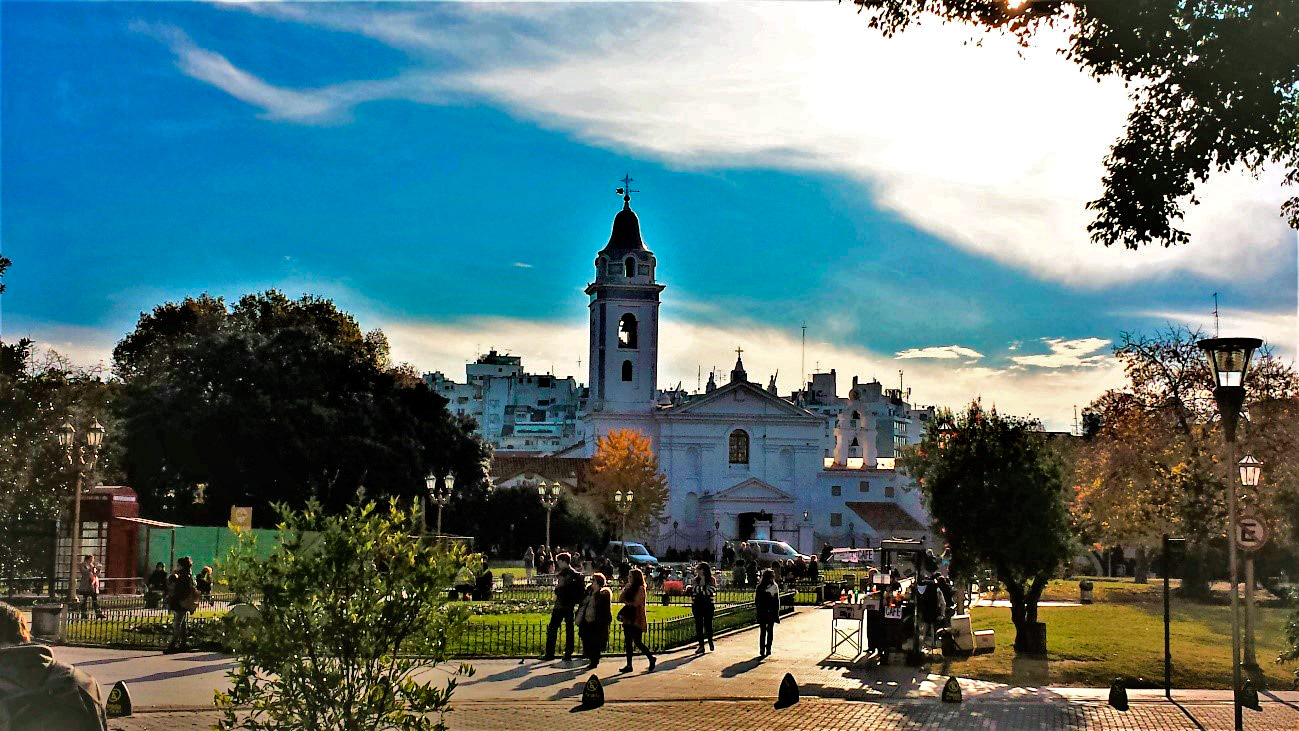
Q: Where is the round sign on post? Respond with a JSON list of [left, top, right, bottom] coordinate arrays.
[[1235, 513, 1267, 552]]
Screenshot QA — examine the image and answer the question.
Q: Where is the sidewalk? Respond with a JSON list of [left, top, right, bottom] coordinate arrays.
[[53, 607, 1297, 729]]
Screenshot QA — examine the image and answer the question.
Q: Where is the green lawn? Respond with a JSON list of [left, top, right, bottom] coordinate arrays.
[[943, 592, 1296, 689]]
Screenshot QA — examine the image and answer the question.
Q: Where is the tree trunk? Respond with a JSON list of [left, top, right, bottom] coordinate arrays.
[[1133, 545, 1149, 584], [1180, 543, 1211, 599]]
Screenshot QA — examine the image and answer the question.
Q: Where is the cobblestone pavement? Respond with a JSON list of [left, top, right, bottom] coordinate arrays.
[[109, 699, 1299, 731]]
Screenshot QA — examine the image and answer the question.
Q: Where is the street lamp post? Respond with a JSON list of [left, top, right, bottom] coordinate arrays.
[[1238, 455, 1263, 669], [1197, 335, 1262, 731], [426, 473, 455, 537], [537, 481, 562, 550], [58, 418, 105, 605], [614, 490, 634, 560]]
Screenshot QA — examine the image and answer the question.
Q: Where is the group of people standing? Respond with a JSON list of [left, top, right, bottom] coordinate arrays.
[[541, 552, 656, 672], [541, 553, 786, 668]]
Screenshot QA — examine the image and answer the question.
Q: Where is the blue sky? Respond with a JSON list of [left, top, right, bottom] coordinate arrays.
[[3, 2, 1296, 429]]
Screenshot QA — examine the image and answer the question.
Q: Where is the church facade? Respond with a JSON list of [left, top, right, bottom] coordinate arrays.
[[574, 189, 934, 556]]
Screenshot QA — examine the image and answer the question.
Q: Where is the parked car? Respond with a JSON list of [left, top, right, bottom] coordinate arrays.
[[605, 541, 659, 566], [738, 539, 809, 569]]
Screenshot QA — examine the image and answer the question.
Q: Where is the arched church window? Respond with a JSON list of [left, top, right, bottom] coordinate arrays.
[[618, 314, 638, 349], [622, 360, 634, 382], [624, 257, 636, 278], [729, 430, 749, 465]]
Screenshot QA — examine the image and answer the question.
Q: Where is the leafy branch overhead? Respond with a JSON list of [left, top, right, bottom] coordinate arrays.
[[845, 0, 1299, 248]]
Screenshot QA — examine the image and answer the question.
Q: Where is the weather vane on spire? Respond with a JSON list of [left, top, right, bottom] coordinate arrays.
[[616, 174, 639, 206]]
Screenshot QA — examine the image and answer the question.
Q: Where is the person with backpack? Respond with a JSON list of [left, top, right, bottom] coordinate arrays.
[[165, 556, 200, 654], [0, 601, 108, 731], [540, 552, 584, 662]]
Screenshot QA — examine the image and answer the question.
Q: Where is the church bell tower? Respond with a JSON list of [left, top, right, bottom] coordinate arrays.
[[586, 177, 664, 414]]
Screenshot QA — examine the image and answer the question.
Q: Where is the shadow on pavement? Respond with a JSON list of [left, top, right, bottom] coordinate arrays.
[[649, 653, 702, 674], [514, 664, 587, 691], [124, 661, 235, 684], [73, 655, 157, 667], [720, 657, 763, 678], [467, 663, 534, 685]]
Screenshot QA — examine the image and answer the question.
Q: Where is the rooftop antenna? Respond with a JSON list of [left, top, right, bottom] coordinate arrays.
[[899, 369, 904, 393], [1073, 405, 1079, 436], [697, 365, 701, 393], [1212, 292, 1220, 337]]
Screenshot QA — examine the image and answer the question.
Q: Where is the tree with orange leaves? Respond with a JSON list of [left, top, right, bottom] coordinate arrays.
[[587, 429, 669, 535]]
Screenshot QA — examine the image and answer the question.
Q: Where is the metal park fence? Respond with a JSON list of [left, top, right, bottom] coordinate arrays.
[[442, 591, 795, 658], [494, 582, 825, 606], [50, 591, 796, 656]]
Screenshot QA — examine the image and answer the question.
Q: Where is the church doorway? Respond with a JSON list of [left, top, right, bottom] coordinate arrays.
[[736, 511, 774, 541]]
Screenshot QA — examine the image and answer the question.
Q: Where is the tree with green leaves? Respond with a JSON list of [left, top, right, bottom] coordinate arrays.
[[844, 0, 1299, 248], [1074, 326, 1298, 597], [901, 401, 1073, 653], [586, 429, 669, 538], [216, 500, 477, 731], [114, 290, 490, 526], [0, 339, 121, 593]]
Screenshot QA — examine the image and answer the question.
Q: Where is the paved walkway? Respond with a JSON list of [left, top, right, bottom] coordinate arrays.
[[46, 607, 1299, 730]]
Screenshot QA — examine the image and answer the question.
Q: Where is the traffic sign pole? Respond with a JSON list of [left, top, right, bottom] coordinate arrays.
[[1236, 511, 1267, 671]]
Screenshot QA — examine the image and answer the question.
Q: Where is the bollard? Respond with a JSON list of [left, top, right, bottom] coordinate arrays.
[[941, 676, 962, 703], [1108, 678, 1128, 712], [580, 674, 604, 709], [774, 672, 799, 709], [105, 681, 133, 718]]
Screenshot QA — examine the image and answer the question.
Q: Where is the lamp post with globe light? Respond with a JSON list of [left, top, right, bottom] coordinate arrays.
[[614, 490, 634, 560], [1197, 335, 1262, 731], [538, 481, 562, 550], [58, 418, 105, 605], [426, 473, 455, 537]]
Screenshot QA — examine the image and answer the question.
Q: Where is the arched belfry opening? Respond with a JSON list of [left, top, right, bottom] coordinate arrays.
[[624, 256, 636, 278], [622, 360, 634, 381], [619, 314, 638, 349]]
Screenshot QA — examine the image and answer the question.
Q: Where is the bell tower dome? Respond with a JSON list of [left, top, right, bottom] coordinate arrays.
[[586, 176, 664, 414]]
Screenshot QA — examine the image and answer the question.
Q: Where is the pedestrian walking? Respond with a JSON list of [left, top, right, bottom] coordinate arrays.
[[77, 555, 105, 619], [689, 562, 716, 653], [541, 552, 585, 662], [617, 567, 655, 673], [577, 572, 613, 670], [164, 556, 200, 654], [755, 568, 781, 658], [0, 602, 109, 730], [523, 546, 535, 579]]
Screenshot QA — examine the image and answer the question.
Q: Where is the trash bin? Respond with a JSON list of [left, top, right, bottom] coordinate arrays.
[[30, 604, 64, 640], [1078, 579, 1094, 604]]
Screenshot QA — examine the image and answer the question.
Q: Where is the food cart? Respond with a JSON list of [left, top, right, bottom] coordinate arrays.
[[867, 538, 927, 665]]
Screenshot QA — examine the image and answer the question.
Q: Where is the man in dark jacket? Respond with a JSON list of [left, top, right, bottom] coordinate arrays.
[[0, 602, 108, 730], [541, 552, 585, 662]]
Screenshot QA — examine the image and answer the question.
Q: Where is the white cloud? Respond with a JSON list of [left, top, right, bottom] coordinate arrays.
[[1136, 307, 1299, 361], [895, 345, 984, 361], [512, 262, 533, 268], [177, 3, 1293, 288], [1010, 337, 1112, 368]]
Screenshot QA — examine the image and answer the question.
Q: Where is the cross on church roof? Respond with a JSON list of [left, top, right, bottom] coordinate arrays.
[[616, 174, 639, 204], [735, 346, 744, 358]]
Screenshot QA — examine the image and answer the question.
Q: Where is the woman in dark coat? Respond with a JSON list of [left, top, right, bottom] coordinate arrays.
[[578, 573, 613, 669], [755, 568, 781, 658], [690, 562, 717, 653]]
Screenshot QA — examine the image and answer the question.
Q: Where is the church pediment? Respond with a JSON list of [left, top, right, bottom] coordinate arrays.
[[703, 478, 795, 503], [666, 381, 818, 419]]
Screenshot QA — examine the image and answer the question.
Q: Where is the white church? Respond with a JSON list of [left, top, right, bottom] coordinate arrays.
[[556, 187, 936, 556]]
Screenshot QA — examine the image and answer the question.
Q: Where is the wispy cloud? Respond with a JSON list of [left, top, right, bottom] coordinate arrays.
[[1135, 307, 1298, 361], [169, 3, 1293, 289], [895, 345, 983, 361], [1011, 337, 1112, 369], [512, 262, 533, 269]]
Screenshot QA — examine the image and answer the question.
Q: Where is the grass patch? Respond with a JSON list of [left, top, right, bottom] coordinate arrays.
[[942, 599, 1295, 689]]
